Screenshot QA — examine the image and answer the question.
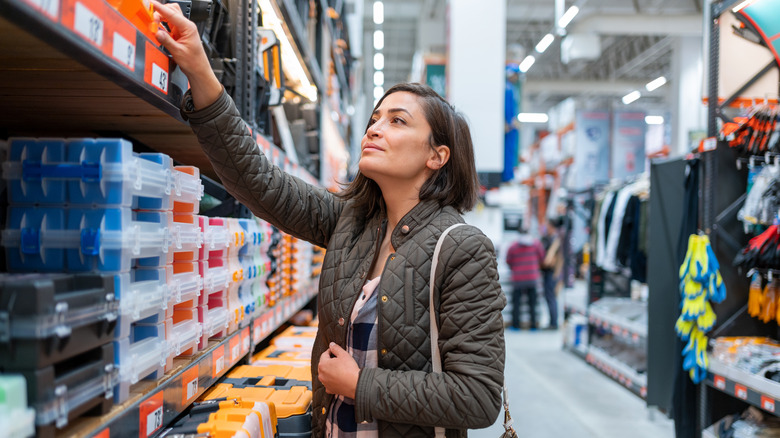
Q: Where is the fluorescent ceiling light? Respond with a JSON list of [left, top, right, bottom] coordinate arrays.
[[519, 55, 535, 73], [535, 34, 555, 54], [645, 76, 667, 91], [732, 0, 756, 12], [558, 6, 579, 29], [374, 53, 384, 70], [374, 71, 384, 87], [517, 113, 549, 123], [374, 86, 384, 100], [258, 0, 317, 102], [373, 30, 384, 50], [645, 116, 664, 125], [373, 1, 384, 24], [622, 90, 641, 104]]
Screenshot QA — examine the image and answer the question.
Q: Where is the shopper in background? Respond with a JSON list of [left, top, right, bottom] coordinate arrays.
[[505, 224, 545, 330], [541, 221, 562, 330], [152, 3, 506, 437]]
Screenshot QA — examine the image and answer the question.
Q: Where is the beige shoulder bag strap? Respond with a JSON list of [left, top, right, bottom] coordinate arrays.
[[429, 223, 518, 438]]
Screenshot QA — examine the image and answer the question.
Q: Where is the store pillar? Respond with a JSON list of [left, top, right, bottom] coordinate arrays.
[[670, 36, 706, 156]]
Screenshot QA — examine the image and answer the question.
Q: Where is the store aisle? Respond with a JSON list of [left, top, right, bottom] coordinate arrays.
[[471, 329, 674, 438]]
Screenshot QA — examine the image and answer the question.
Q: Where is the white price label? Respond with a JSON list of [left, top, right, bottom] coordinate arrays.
[[151, 63, 168, 92], [146, 406, 163, 436], [29, 0, 58, 19], [112, 32, 135, 69], [242, 335, 250, 352], [215, 356, 225, 374], [74, 2, 103, 47], [186, 378, 198, 400], [232, 344, 240, 361], [254, 325, 261, 343]]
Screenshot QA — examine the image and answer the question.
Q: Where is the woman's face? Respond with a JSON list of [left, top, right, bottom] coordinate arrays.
[[359, 91, 437, 186]]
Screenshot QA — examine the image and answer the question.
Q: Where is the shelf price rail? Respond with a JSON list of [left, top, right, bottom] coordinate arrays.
[[588, 306, 647, 345], [63, 286, 317, 438], [706, 358, 780, 417], [586, 346, 647, 399]]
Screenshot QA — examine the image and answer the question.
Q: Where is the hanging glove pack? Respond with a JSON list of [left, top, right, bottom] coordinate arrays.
[[676, 234, 727, 383]]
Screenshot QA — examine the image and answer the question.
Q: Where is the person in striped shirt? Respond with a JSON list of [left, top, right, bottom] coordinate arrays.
[[505, 225, 545, 330]]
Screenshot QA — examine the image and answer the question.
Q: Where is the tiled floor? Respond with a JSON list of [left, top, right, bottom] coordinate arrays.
[[469, 328, 675, 438]]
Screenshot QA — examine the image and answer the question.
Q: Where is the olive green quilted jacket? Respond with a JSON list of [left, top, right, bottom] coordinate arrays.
[[183, 90, 506, 438]]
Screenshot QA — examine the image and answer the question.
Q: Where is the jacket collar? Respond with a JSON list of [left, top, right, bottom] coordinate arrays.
[[388, 199, 443, 249]]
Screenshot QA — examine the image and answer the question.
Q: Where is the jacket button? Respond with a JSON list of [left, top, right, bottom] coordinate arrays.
[[381, 296, 388, 303], [338, 317, 345, 326], [401, 225, 410, 234], [390, 255, 395, 261], [322, 407, 326, 415], [380, 348, 387, 355]]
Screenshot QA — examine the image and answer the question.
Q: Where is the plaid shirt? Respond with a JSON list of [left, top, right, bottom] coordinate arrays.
[[325, 277, 380, 438]]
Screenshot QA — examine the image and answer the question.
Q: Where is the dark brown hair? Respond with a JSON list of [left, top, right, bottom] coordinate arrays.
[[338, 83, 479, 216]]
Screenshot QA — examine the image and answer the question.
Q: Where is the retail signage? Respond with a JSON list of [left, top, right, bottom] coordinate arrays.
[[212, 345, 225, 377], [139, 391, 164, 438], [23, 0, 59, 20], [181, 365, 199, 405], [611, 112, 646, 180], [761, 395, 776, 413], [569, 111, 609, 190], [144, 41, 169, 94]]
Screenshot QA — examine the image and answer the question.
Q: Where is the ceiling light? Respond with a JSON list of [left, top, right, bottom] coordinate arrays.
[[645, 76, 667, 91], [373, 30, 384, 50], [558, 6, 579, 29], [645, 116, 664, 125], [373, 1, 384, 24], [374, 86, 384, 100], [622, 90, 641, 105], [517, 113, 549, 123], [535, 34, 555, 54], [519, 55, 535, 73], [732, 0, 756, 12], [374, 71, 384, 87], [374, 53, 384, 70]]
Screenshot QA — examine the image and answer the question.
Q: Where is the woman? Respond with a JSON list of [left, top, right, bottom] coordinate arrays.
[[152, 4, 506, 436]]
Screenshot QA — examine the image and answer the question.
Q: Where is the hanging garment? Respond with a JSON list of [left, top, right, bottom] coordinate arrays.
[[602, 188, 633, 272], [595, 191, 616, 269]]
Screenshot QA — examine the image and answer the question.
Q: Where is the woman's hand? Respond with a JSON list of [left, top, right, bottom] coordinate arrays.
[[318, 342, 360, 399], [151, 0, 222, 109]]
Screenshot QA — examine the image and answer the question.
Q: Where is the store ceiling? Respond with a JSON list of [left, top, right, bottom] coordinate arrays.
[[363, 0, 706, 112]]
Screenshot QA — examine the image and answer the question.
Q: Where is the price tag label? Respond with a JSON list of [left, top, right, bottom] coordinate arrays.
[[640, 387, 647, 398], [701, 137, 717, 152], [762, 396, 776, 413], [230, 335, 240, 362], [74, 1, 103, 47], [253, 318, 262, 345], [714, 375, 726, 390], [212, 345, 225, 378], [144, 42, 169, 94], [23, 0, 59, 20], [139, 391, 164, 438], [181, 366, 199, 405], [241, 327, 250, 355], [111, 32, 135, 70], [735, 384, 748, 400]]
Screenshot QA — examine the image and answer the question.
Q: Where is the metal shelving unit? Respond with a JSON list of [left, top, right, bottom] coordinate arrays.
[[586, 345, 647, 399], [707, 358, 780, 417]]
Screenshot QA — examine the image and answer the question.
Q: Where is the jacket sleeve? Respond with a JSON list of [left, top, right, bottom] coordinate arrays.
[[182, 89, 343, 247], [354, 230, 506, 429]]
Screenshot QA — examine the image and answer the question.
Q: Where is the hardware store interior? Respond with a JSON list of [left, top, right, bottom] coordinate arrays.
[[2, 0, 780, 436]]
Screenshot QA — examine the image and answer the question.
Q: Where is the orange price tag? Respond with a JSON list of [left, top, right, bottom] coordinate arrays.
[[762, 395, 776, 413], [144, 41, 169, 94], [139, 391, 164, 438], [103, 12, 136, 70], [640, 387, 647, 398], [253, 318, 262, 345], [212, 345, 225, 378], [94, 428, 110, 438], [61, 0, 105, 48], [181, 365, 199, 406], [229, 335, 240, 363], [241, 327, 250, 355], [735, 384, 748, 400], [714, 375, 726, 390]]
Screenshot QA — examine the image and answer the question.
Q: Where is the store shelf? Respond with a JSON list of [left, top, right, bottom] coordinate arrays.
[[565, 344, 588, 361], [702, 424, 717, 438], [563, 283, 588, 316], [706, 358, 780, 416], [276, 0, 325, 93], [586, 346, 647, 399], [588, 302, 647, 342], [61, 286, 317, 438], [0, 0, 232, 175]]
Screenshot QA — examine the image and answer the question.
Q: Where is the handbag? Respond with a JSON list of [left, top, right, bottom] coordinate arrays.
[[430, 224, 519, 438]]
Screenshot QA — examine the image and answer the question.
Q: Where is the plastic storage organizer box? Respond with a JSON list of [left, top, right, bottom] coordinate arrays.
[[3, 207, 172, 272], [0, 273, 118, 369], [3, 138, 179, 209]]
